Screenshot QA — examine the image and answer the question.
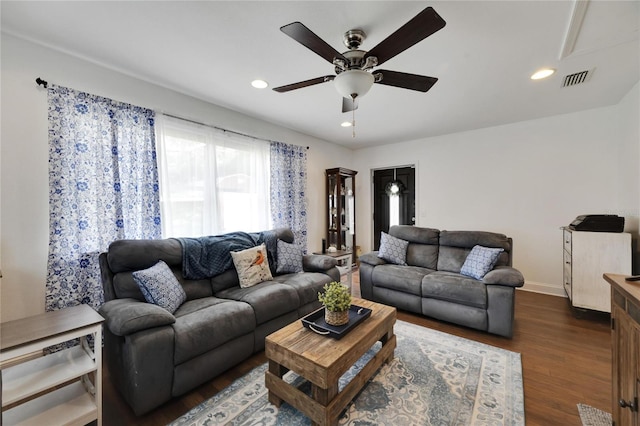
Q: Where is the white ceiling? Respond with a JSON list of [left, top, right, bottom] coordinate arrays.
[[2, 1, 638, 149]]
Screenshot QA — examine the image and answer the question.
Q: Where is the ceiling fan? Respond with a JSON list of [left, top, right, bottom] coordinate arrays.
[[273, 6, 446, 113]]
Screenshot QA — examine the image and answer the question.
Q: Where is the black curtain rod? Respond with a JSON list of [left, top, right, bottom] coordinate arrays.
[[32, 79, 308, 150], [162, 113, 309, 150]]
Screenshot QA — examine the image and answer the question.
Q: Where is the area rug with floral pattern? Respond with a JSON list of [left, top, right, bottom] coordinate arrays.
[[169, 320, 524, 425]]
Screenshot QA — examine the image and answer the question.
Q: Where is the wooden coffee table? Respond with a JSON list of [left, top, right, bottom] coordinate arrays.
[[265, 297, 396, 426]]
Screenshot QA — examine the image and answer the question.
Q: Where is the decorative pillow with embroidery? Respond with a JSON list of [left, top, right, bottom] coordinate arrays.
[[132, 260, 186, 314], [231, 243, 273, 288], [460, 245, 505, 280], [377, 232, 409, 265], [276, 239, 303, 274]]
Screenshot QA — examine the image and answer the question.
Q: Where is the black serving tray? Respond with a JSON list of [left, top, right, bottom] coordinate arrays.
[[301, 304, 372, 339]]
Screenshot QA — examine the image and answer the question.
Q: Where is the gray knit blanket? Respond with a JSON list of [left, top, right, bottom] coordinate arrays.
[[176, 230, 277, 280]]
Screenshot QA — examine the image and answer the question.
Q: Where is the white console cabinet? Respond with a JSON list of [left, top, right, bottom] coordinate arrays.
[[1, 304, 104, 425], [563, 227, 631, 312]]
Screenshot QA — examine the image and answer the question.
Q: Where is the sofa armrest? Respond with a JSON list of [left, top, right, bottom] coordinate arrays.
[[359, 251, 387, 267], [303, 254, 338, 272], [483, 266, 524, 287], [99, 298, 176, 336]]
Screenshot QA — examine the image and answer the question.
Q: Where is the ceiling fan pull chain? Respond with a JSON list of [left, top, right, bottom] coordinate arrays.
[[352, 102, 356, 138]]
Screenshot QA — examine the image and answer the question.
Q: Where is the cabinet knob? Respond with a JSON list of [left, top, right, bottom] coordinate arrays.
[[619, 398, 638, 412]]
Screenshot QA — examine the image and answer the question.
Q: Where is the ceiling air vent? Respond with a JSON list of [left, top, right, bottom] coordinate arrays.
[[562, 70, 592, 87]]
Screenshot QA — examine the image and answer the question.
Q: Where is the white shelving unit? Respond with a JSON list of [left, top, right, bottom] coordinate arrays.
[[1, 304, 104, 426]]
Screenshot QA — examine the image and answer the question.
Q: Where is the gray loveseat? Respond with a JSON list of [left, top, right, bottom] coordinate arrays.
[[359, 225, 524, 338], [98, 228, 339, 415]]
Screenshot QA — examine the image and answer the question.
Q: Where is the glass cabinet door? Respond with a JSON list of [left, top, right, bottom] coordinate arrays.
[[325, 168, 357, 259]]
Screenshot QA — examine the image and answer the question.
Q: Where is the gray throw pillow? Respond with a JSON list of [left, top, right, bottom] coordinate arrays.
[[132, 260, 186, 313], [378, 232, 409, 265], [276, 239, 303, 274], [460, 245, 504, 280]]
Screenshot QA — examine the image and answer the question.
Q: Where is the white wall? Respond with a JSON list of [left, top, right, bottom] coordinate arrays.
[[2, 33, 637, 321], [353, 85, 640, 295], [616, 82, 640, 272], [0, 34, 353, 322]]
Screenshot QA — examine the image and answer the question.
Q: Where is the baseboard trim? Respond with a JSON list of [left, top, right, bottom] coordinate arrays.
[[518, 281, 566, 297]]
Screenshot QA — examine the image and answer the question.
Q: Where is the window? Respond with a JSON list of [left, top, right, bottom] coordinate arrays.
[[156, 115, 271, 238]]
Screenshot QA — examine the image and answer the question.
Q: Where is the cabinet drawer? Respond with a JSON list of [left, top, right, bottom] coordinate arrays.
[[563, 229, 572, 254], [563, 262, 572, 299], [563, 249, 571, 268]]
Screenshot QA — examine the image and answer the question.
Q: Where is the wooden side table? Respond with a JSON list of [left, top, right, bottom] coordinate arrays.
[[604, 273, 640, 426], [1, 304, 104, 425]]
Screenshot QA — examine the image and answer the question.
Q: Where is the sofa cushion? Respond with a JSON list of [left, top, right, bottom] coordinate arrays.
[[172, 299, 255, 365], [439, 230, 511, 250], [438, 230, 511, 270], [210, 268, 240, 293], [132, 260, 186, 314], [231, 244, 273, 288], [303, 255, 338, 272], [389, 225, 439, 245], [389, 226, 440, 269], [113, 270, 211, 302], [460, 245, 504, 280], [215, 281, 300, 325], [372, 264, 434, 296], [276, 239, 303, 274], [100, 298, 176, 336], [406, 244, 439, 270], [378, 232, 409, 265], [107, 238, 183, 273], [421, 271, 487, 309], [272, 272, 332, 306], [436, 246, 471, 273], [483, 266, 525, 287]]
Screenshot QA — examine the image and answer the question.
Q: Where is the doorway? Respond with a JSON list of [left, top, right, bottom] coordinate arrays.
[[372, 166, 416, 250]]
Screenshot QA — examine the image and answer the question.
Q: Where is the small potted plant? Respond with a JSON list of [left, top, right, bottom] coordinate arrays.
[[318, 281, 352, 326]]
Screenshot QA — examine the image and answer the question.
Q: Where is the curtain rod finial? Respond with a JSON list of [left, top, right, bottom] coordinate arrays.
[[36, 77, 48, 88]]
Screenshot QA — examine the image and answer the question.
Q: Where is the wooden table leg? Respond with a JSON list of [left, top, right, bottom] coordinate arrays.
[[268, 360, 286, 407], [311, 381, 339, 426]]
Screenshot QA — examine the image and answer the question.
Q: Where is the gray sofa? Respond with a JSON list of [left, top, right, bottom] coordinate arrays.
[[98, 228, 339, 415], [359, 225, 524, 338]]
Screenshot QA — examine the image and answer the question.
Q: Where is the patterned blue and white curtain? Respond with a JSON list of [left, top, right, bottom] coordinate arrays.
[[46, 85, 161, 311], [270, 142, 308, 251]]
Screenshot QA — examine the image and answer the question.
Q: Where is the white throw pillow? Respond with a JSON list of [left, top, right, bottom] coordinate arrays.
[[231, 243, 273, 288]]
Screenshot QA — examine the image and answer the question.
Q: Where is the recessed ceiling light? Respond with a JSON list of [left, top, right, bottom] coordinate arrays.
[[341, 121, 353, 127], [530, 68, 556, 80], [251, 79, 268, 89]]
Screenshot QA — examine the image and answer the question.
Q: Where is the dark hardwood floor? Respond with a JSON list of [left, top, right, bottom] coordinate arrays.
[[102, 273, 611, 426]]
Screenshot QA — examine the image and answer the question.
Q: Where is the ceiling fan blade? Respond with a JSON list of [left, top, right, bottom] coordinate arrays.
[[272, 76, 334, 93], [280, 22, 348, 64], [342, 97, 359, 113], [375, 70, 438, 92], [365, 7, 446, 66]]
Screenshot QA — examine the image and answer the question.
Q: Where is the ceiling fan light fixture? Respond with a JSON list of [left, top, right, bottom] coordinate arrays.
[[341, 121, 353, 127], [251, 79, 269, 89], [334, 70, 374, 99]]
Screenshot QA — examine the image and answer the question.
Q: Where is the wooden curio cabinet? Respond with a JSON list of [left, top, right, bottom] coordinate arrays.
[[325, 168, 357, 259]]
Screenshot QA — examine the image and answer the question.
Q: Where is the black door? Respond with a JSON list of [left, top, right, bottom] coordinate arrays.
[[372, 166, 415, 250]]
